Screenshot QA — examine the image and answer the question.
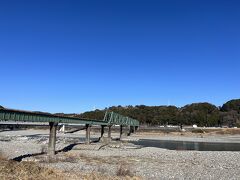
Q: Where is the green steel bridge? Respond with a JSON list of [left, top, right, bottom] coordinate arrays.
[[0, 106, 139, 155]]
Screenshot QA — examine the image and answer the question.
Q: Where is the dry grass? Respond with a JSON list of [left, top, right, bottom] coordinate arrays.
[[0, 151, 141, 180], [83, 173, 141, 180], [0, 158, 140, 180], [192, 129, 205, 134], [0, 159, 74, 180], [0, 151, 76, 180], [206, 128, 240, 135], [138, 128, 240, 136], [116, 163, 134, 177]]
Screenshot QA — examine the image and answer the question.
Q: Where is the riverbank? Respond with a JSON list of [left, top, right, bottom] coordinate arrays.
[[0, 129, 240, 179]]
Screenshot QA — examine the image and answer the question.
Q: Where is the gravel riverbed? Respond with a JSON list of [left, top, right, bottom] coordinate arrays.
[[0, 129, 240, 180]]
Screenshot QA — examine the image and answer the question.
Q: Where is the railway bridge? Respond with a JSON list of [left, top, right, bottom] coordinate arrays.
[[0, 106, 139, 155]]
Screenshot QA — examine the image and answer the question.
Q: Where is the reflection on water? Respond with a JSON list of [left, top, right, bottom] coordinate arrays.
[[132, 139, 240, 151]]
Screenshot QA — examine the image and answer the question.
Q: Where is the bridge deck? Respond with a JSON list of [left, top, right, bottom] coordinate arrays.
[[0, 107, 139, 126], [0, 108, 109, 125]]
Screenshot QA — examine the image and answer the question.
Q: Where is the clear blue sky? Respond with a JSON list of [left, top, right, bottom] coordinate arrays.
[[0, 0, 239, 113]]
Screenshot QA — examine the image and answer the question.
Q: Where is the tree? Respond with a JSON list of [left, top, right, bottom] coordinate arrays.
[[222, 99, 240, 113], [178, 103, 219, 126], [57, 99, 240, 127]]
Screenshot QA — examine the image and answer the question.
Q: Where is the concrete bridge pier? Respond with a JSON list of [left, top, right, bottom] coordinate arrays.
[[127, 126, 131, 136], [99, 125, 112, 143], [132, 126, 136, 133], [108, 125, 112, 140], [128, 126, 135, 136], [120, 125, 123, 140], [59, 124, 65, 134], [100, 125, 106, 138], [85, 124, 91, 144], [48, 122, 58, 156]]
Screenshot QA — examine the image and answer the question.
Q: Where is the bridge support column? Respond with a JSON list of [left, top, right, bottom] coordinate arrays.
[[85, 124, 91, 144], [120, 125, 123, 140], [127, 126, 131, 136], [59, 124, 65, 134], [62, 124, 65, 134], [108, 125, 112, 140], [100, 125, 105, 138], [48, 122, 58, 156], [99, 125, 111, 143], [132, 126, 136, 134], [128, 126, 134, 136]]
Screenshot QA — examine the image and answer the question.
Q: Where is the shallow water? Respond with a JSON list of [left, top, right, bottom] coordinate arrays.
[[132, 139, 240, 151]]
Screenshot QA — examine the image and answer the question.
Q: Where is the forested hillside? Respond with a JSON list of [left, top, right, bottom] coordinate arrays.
[[1, 100, 239, 127], [77, 99, 240, 127]]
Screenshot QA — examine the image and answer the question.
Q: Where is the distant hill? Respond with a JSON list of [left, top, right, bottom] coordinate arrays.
[[222, 99, 240, 113], [76, 99, 240, 127], [1, 100, 239, 127]]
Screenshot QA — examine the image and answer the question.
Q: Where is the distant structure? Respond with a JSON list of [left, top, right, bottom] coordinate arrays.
[[0, 107, 139, 156]]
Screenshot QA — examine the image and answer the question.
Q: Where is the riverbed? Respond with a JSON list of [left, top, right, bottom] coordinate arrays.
[[0, 129, 240, 179]]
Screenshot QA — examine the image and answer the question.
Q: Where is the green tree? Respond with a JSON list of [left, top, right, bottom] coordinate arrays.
[[222, 99, 240, 113]]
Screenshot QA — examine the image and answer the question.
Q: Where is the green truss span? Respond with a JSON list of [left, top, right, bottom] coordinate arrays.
[[0, 108, 139, 126], [103, 111, 140, 126]]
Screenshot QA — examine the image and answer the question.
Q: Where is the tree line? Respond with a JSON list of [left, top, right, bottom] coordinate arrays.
[[77, 99, 240, 127], [2, 100, 238, 127]]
